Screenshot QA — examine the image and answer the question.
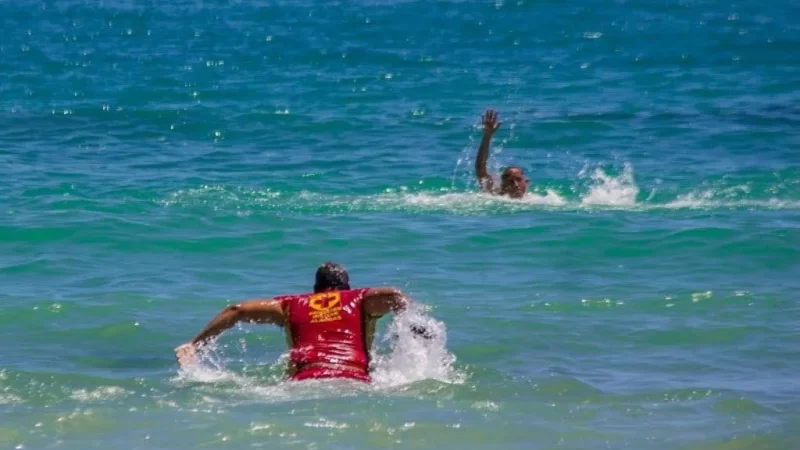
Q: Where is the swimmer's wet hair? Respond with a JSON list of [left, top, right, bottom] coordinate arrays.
[[314, 262, 351, 292], [501, 166, 523, 179]]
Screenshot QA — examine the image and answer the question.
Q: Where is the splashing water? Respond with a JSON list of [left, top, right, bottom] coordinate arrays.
[[370, 303, 465, 388], [581, 164, 640, 206], [173, 301, 463, 399]]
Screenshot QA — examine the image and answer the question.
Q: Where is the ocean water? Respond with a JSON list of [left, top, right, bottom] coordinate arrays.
[[1, 0, 799, 448]]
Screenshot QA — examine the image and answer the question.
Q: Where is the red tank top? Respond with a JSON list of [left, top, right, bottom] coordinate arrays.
[[277, 288, 370, 373]]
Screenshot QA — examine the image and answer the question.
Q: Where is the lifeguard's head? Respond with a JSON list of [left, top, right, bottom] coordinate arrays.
[[314, 262, 351, 293]]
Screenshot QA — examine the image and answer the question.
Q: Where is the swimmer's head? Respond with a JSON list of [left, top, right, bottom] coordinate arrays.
[[500, 166, 529, 198], [314, 262, 351, 292]]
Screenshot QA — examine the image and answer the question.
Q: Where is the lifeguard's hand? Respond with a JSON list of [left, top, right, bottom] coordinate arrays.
[[174, 343, 198, 367], [410, 324, 434, 340], [482, 109, 501, 135]]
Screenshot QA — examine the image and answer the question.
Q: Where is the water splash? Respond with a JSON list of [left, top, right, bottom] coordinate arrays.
[[580, 163, 640, 206], [175, 345, 251, 386], [370, 303, 465, 388]]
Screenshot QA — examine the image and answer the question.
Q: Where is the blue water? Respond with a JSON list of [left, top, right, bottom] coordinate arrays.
[[1, 0, 799, 448]]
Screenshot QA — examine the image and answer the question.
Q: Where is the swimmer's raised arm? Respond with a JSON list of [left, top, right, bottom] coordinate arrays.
[[475, 109, 502, 193]]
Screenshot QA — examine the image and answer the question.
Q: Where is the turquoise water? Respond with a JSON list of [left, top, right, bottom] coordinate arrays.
[[2, 0, 800, 448]]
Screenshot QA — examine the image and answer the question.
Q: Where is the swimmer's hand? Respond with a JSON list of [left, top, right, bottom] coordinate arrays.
[[174, 343, 198, 367], [482, 109, 501, 135]]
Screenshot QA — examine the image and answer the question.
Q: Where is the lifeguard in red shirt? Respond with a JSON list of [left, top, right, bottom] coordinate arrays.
[[174, 262, 425, 382]]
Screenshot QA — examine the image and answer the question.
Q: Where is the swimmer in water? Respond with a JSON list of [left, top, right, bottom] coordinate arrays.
[[475, 109, 530, 198], [174, 262, 430, 382]]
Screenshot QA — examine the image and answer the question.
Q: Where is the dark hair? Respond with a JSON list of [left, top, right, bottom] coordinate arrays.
[[314, 262, 350, 293], [501, 166, 523, 179]]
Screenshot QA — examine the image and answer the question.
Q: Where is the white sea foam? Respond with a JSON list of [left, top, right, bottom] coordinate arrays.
[[303, 417, 349, 429], [159, 164, 800, 213], [367, 189, 567, 213], [691, 291, 713, 303], [70, 386, 129, 402], [581, 164, 640, 206], [472, 401, 500, 411], [663, 190, 800, 210], [0, 394, 22, 405]]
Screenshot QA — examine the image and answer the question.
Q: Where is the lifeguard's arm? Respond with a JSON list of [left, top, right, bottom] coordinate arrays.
[[363, 287, 433, 339], [174, 299, 284, 366], [363, 287, 408, 318], [189, 300, 284, 345], [475, 109, 502, 192]]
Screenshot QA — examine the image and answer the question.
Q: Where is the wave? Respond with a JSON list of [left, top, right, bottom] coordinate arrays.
[[159, 165, 800, 215]]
